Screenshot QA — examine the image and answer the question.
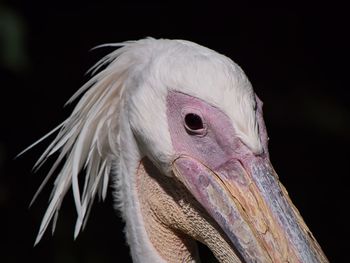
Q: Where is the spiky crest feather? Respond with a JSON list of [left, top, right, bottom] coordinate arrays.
[[26, 41, 143, 244]]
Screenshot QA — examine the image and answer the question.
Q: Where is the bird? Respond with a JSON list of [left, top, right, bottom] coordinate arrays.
[[26, 38, 328, 262]]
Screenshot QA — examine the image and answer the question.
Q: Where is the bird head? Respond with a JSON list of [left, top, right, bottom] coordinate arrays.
[[30, 38, 327, 262]]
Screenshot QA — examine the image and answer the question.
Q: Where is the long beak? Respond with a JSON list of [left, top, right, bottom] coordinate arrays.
[[172, 155, 328, 263]]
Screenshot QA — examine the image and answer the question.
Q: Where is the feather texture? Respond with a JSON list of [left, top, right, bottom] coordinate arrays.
[[25, 38, 261, 250], [29, 41, 140, 244]]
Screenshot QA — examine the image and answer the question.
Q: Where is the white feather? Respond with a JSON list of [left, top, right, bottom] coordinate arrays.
[[30, 41, 135, 243], [27, 38, 260, 262]]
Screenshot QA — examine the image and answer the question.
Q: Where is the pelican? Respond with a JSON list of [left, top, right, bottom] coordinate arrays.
[[27, 38, 328, 262]]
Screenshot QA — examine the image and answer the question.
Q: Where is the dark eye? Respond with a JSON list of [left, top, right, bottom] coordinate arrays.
[[185, 113, 204, 131]]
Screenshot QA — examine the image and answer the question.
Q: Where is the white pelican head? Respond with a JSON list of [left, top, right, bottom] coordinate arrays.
[[29, 38, 327, 262]]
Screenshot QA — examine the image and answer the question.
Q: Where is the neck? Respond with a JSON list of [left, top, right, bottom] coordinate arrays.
[[114, 122, 165, 262], [115, 134, 196, 262]]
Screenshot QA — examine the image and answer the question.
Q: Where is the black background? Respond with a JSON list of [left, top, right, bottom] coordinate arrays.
[[1, 2, 349, 262]]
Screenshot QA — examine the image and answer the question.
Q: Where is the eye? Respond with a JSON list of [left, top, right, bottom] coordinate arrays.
[[184, 113, 204, 132]]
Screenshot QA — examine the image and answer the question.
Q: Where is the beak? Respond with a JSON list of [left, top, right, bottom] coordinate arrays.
[[172, 155, 328, 262]]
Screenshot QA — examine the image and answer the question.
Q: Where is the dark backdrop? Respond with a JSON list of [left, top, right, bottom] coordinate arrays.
[[1, 2, 349, 262]]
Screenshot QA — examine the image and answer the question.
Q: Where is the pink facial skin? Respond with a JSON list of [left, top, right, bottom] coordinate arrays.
[[167, 91, 326, 263], [166, 90, 259, 169]]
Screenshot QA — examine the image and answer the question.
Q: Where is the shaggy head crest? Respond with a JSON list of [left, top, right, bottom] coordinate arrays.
[[24, 38, 261, 244]]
